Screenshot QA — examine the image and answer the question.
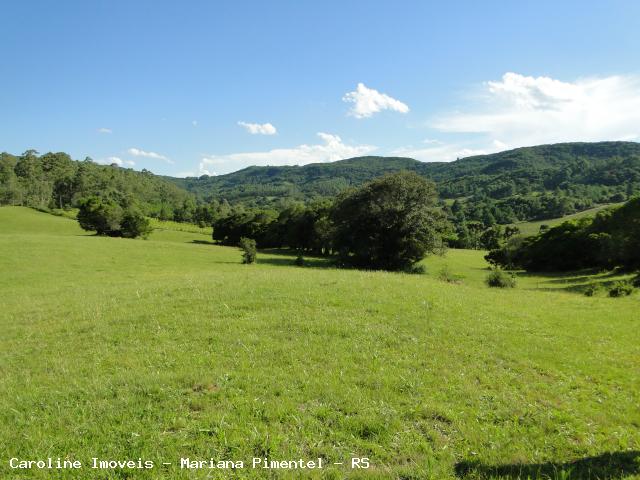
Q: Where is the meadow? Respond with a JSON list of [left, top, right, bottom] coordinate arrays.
[[0, 207, 638, 479]]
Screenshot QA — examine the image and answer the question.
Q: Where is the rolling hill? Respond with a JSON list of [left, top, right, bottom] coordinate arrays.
[[3, 141, 640, 225], [168, 142, 640, 209]]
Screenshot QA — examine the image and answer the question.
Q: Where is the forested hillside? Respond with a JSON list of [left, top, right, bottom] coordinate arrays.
[[3, 142, 640, 239], [169, 142, 640, 224], [168, 156, 423, 201], [0, 150, 194, 220]]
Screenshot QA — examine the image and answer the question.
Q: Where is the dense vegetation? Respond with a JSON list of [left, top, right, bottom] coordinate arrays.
[[331, 172, 447, 270], [212, 199, 333, 254], [213, 172, 450, 271], [170, 142, 640, 227], [3, 142, 640, 252], [486, 196, 640, 272], [77, 196, 152, 238], [0, 150, 194, 220]]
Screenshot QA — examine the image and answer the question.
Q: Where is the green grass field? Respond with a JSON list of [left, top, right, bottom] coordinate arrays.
[[1, 207, 638, 479], [512, 203, 624, 237]]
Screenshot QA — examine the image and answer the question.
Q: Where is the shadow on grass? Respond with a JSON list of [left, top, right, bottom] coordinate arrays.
[[188, 243, 335, 268], [191, 239, 217, 246], [514, 267, 633, 294], [455, 451, 640, 479], [539, 271, 621, 285], [257, 249, 334, 269], [516, 268, 602, 282], [538, 279, 630, 295]]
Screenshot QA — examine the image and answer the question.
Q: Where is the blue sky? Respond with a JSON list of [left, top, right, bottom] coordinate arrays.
[[1, 1, 640, 176]]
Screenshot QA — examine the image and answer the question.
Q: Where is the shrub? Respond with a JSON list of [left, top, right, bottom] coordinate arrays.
[[405, 264, 426, 275], [121, 209, 152, 239], [77, 196, 152, 239], [239, 237, 257, 264], [77, 196, 123, 236], [485, 268, 516, 288], [633, 275, 640, 288], [437, 265, 464, 284], [583, 284, 602, 297], [608, 281, 634, 297], [294, 255, 305, 266]]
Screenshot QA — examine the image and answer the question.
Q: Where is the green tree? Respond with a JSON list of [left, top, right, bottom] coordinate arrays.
[[77, 196, 123, 236], [331, 171, 448, 271], [77, 197, 150, 239]]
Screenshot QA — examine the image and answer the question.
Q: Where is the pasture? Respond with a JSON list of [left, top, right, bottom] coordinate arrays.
[[0, 207, 638, 479]]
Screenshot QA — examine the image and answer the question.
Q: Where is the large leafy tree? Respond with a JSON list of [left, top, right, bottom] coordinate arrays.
[[331, 171, 449, 271], [77, 196, 151, 238]]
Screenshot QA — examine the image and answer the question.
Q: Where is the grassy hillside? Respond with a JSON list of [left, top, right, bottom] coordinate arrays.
[[512, 203, 625, 236], [1, 207, 638, 479]]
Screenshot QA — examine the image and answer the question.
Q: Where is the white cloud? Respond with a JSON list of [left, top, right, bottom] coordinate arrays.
[[97, 127, 112, 134], [98, 156, 135, 167], [196, 132, 375, 175], [391, 144, 488, 163], [238, 121, 277, 135], [343, 83, 409, 118], [127, 147, 173, 164], [432, 72, 640, 146]]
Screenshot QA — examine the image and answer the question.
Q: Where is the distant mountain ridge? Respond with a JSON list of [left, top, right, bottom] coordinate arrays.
[[167, 142, 640, 208]]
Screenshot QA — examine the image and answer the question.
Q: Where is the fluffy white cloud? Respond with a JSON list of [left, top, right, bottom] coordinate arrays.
[[238, 121, 277, 135], [97, 127, 112, 134], [98, 156, 135, 167], [127, 147, 173, 164], [432, 72, 640, 146], [391, 141, 487, 163], [196, 132, 375, 176], [343, 83, 409, 118]]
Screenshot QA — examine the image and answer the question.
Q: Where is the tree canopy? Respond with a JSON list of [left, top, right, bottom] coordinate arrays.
[[331, 171, 449, 271], [486, 196, 640, 271]]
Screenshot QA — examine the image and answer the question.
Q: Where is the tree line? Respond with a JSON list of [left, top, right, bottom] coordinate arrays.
[[2, 146, 639, 257], [168, 142, 640, 224], [212, 172, 450, 271], [0, 150, 195, 220], [486, 196, 640, 272]]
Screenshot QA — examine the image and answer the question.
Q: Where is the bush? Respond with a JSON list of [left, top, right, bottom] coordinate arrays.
[[239, 237, 257, 264], [405, 264, 426, 275], [485, 268, 516, 288], [437, 265, 464, 284], [294, 255, 305, 266], [121, 209, 152, 239], [633, 275, 640, 288], [77, 197, 123, 236], [583, 284, 602, 297], [77, 196, 151, 239], [608, 281, 634, 297]]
